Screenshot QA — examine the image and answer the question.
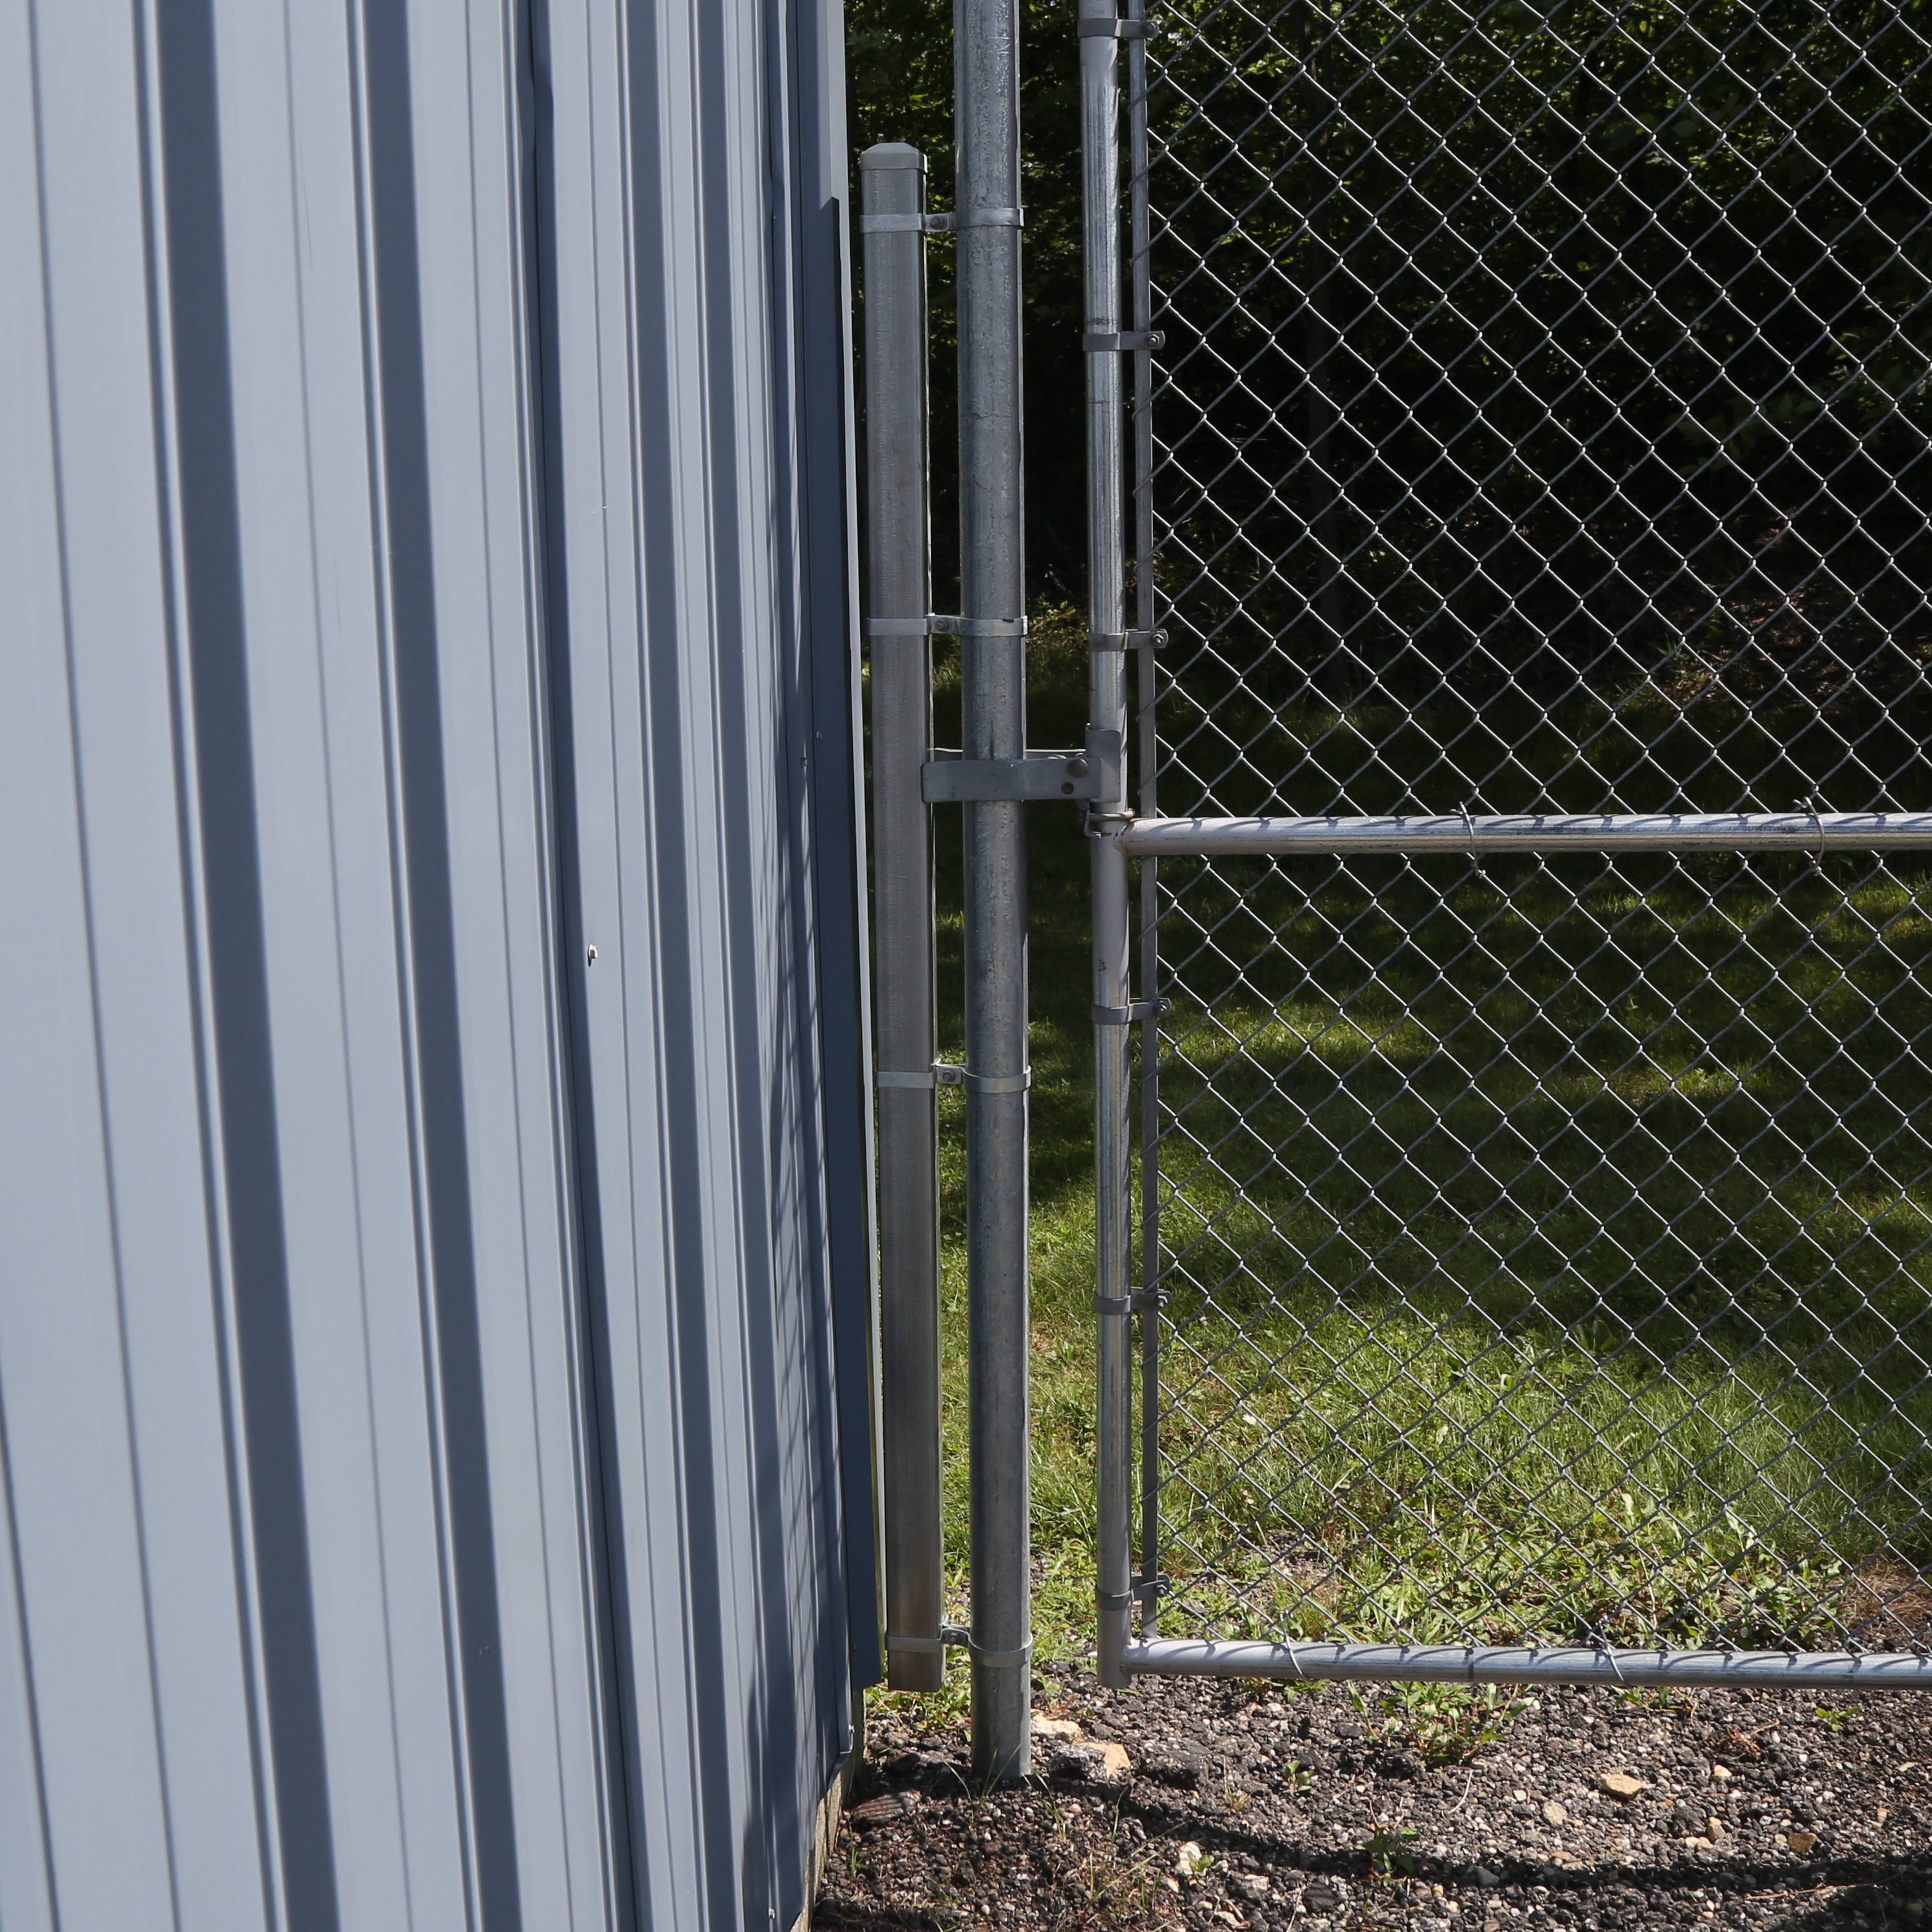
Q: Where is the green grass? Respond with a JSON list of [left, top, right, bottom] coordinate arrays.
[[900, 606, 1932, 1701]]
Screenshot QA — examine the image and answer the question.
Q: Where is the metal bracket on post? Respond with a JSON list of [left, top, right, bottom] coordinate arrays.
[[1077, 15, 1160, 34], [1092, 997, 1170, 1025], [888, 1625, 1032, 1668], [876, 1062, 1032, 1094], [866, 615, 1025, 641], [866, 208, 1025, 236], [887, 1623, 973, 1660], [1094, 1289, 1168, 1317], [922, 754, 1094, 803], [1082, 331, 1163, 352], [861, 211, 956, 235], [921, 728, 1123, 804], [933, 207, 1025, 230]]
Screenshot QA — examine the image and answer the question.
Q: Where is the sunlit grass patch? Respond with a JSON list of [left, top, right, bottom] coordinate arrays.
[[1171, 1001, 1440, 1072]]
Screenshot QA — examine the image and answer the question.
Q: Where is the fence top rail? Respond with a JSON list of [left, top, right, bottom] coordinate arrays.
[[1125, 1640, 1932, 1691], [1112, 812, 1932, 857]]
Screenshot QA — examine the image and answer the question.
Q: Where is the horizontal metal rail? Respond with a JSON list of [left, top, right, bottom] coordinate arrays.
[[1125, 1640, 1932, 1690], [1114, 812, 1932, 857]]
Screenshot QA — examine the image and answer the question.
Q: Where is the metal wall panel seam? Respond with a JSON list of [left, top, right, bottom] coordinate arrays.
[[541, 0, 700, 1918], [209, 0, 440, 1909], [438, 0, 627, 1914], [151, 0, 354, 1907], [691, 0, 775, 1909], [404, 0, 617, 1918], [1, 5, 184, 1907], [756, 0, 854, 1872], [640, 0, 743, 1884], [0, 18, 77, 1914], [768, 14, 850, 1758], [785, 0, 882, 1711], [409, 18, 577, 1925], [29, 0, 275, 1920], [136, 0, 292, 1913], [522, 0, 651, 1920], [493, 5, 636, 1906], [0, 1447, 56, 1931], [715, 0, 827, 1905], [542, 3, 864, 1927], [347, 2, 503, 1920], [221, 0, 471, 1916]]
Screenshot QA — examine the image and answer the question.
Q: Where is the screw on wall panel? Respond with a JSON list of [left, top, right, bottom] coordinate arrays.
[[587, 945, 599, 964]]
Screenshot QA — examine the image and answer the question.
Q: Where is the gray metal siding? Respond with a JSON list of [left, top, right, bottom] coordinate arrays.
[[0, 0, 870, 1925]]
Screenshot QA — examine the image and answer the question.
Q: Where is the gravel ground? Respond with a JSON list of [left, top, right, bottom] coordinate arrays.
[[815, 1666, 1932, 1932]]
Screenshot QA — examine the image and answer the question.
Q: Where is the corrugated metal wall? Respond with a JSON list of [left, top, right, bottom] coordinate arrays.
[[0, 0, 874, 1924]]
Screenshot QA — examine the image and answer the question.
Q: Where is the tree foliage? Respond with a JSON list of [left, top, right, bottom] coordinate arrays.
[[1151, 0, 1932, 812], [846, 0, 1093, 599], [846, 1, 1932, 810]]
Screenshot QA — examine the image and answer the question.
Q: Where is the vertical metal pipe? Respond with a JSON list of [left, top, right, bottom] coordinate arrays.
[[1127, 0, 1163, 1643], [860, 145, 947, 1695], [1080, 0, 1134, 1695], [956, 0, 1032, 1780]]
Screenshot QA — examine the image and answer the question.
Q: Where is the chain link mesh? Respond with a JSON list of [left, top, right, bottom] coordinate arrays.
[[1132, 0, 1932, 1652]]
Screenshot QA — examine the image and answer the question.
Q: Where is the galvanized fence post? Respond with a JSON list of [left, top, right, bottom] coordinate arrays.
[[957, 0, 1033, 1781], [1079, 0, 1135, 1694], [859, 144, 946, 1695], [1124, 0, 1163, 1658]]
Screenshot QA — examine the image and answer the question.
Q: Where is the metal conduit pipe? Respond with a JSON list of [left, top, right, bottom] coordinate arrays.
[[859, 144, 946, 1695], [1080, 0, 1134, 1695], [1124, 0, 1163, 1663], [957, 0, 1033, 1781]]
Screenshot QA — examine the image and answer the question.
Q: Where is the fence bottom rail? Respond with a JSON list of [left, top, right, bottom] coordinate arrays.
[[1122, 1640, 1932, 1691]]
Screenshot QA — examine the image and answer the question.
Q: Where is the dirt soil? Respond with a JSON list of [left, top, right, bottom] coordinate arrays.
[[815, 1665, 1932, 1932]]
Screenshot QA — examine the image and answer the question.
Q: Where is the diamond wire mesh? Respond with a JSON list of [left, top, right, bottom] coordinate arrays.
[[1132, 0, 1932, 1651]]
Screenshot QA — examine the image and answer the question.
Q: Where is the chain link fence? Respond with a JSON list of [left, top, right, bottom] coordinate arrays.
[[1125, 0, 1932, 1663]]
